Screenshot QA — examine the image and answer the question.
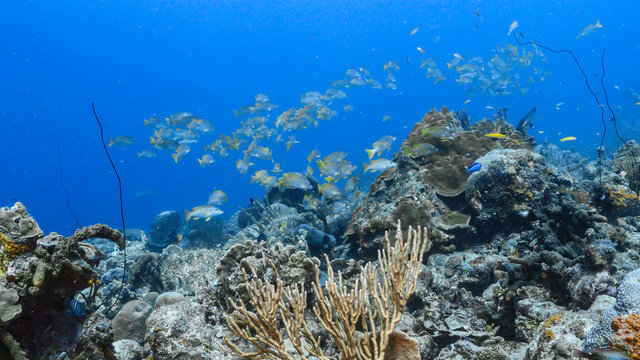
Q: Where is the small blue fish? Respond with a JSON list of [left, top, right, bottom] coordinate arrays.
[[466, 162, 482, 173], [69, 298, 87, 317]]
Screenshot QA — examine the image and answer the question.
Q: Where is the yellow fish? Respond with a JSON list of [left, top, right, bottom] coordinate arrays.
[[485, 133, 506, 138], [560, 136, 576, 142], [635, 101, 640, 105]]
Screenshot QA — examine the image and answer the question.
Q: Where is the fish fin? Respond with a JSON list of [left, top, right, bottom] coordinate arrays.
[[363, 162, 369, 173], [108, 138, 114, 147], [205, 217, 211, 222], [571, 349, 590, 358], [365, 148, 375, 159], [172, 153, 179, 163], [595, 19, 602, 28], [184, 209, 191, 221]]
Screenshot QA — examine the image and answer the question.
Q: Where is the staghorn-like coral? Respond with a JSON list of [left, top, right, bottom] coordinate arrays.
[[221, 220, 429, 360]]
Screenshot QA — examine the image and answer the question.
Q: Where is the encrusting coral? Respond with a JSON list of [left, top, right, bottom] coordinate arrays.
[[611, 313, 640, 359], [220, 220, 430, 360]]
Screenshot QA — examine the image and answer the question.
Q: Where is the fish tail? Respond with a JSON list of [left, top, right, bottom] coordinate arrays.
[[197, 158, 203, 166], [571, 349, 590, 358], [149, 136, 155, 145], [363, 162, 369, 173], [184, 209, 191, 221], [108, 138, 114, 147], [365, 148, 375, 159], [595, 19, 602, 28], [172, 153, 179, 163]]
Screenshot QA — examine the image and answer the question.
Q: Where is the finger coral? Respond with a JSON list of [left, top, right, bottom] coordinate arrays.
[[221, 220, 430, 360]]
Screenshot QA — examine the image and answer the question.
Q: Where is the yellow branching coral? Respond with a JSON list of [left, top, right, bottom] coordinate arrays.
[[220, 220, 430, 360]]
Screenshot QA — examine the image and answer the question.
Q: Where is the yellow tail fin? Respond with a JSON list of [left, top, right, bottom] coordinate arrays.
[[108, 138, 114, 147], [365, 148, 375, 159], [595, 19, 602, 28], [172, 153, 179, 163]]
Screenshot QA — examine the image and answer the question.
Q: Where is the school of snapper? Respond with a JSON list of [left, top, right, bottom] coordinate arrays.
[[108, 19, 611, 222]]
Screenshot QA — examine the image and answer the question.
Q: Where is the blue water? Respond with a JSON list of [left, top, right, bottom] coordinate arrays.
[[1, 0, 638, 235]]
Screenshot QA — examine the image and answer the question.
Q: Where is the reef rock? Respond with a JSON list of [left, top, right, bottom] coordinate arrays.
[[113, 339, 144, 360], [583, 268, 640, 351], [68, 312, 117, 360], [345, 107, 530, 256], [154, 291, 186, 309], [160, 247, 223, 296], [214, 240, 319, 309], [465, 149, 548, 232], [145, 298, 230, 359], [148, 210, 181, 251], [0, 202, 122, 357], [0, 287, 21, 323], [178, 217, 225, 249], [112, 300, 153, 343]]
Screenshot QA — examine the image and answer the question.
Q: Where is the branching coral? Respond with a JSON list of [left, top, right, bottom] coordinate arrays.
[[220, 220, 430, 359]]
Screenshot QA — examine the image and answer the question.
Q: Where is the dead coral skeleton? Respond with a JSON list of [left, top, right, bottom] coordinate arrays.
[[221, 220, 430, 360]]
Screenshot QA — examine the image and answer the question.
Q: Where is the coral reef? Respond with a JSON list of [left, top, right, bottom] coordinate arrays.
[[583, 268, 640, 351], [612, 140, 640, 194], [4, 107, 640, 360], [0, 203, 123, 357], [148, 210, 181, 251], [111, 300, 153, 342], [221, 221, 429, 360], [611, 313, 640, 359], [214, 239, 319, 308], [344, 107, 533, 257]]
